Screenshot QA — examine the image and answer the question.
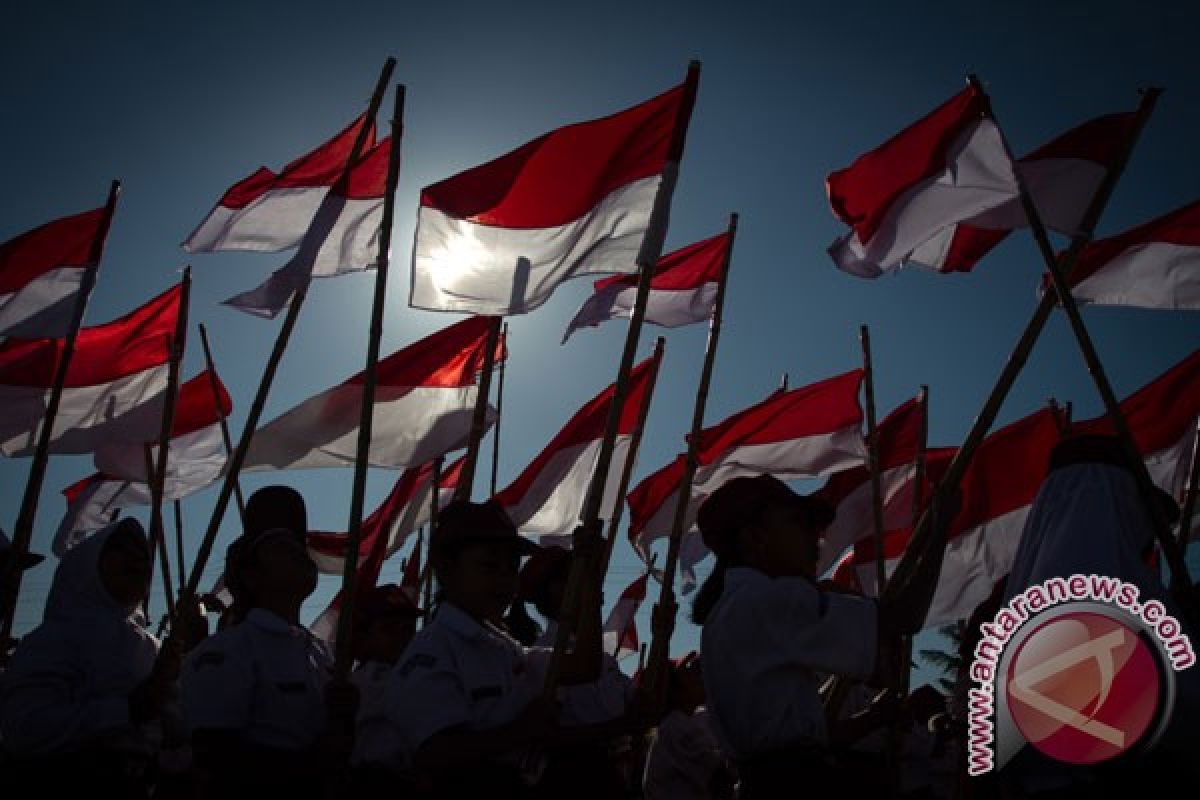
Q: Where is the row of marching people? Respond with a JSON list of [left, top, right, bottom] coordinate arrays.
[[2, 432, 1193, 798]]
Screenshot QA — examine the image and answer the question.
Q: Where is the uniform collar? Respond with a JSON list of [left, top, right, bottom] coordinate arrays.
[[437, 602, 490, 642]]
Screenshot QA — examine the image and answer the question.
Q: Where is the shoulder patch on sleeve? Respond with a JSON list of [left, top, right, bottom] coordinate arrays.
[[398, 652, 437, 677]]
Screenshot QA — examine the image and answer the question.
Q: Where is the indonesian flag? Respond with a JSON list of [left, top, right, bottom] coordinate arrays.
[[0, 282, 183, 456], [1042, 200, 1200, 311], [307, 461, 437, 575], [907, 112, 1137, 272], [223, 135, 394, 318], [437, 454, 465, 508], [410, 72, 697, 315], [561, 231, 729, 344], [184, 114, 375, 254], [244, 316, 497, 471], [628, 369, 867, 589], [52, 368, 235, 555], [815, 397, 925, 576], [602, 571, 649, 660], [1072, 349, 1200, 501], [827, 85, 1019, 278], [494, 353, 660, 545], [0, 207, 107, 337]]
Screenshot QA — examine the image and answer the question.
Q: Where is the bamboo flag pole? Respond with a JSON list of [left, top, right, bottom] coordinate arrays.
[[882, 85, 1163, 603], [1, 180, 121, 641], [910, 386, 929, 533], [600, 337, 666, 577], [490, 322, 509, 496], [644, 211, 738, 696], [970, 75, 1189, 589], [183, 59, 396, 604], [197, 324, 246, 521], [542, 61, 702, 698], [1177, 420, 1200, 549], [860, 325, 888, 595], [452, 317, 502, 503], [147, 268, 191, 624], [421, 458, 443, 624], [143, 444, 164, 615], [334, 83, 407, 678], [173, 500, 186, 591]]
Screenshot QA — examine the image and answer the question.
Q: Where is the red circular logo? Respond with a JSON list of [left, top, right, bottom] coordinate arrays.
[[1005, 611, 1161, 765]]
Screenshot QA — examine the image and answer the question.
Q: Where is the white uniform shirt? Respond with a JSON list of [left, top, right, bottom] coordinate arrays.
[[535, 622, 630, 726], [643, 707, 727, 800], [0, 522, 159, 757], [700, 567, 877, 758], [386, 603, 547, 761], [351, 659, 405, 769], [180, 608, 332, 750]]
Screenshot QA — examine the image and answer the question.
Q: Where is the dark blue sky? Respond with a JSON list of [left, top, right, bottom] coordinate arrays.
[[3, 1, 1198, 683]]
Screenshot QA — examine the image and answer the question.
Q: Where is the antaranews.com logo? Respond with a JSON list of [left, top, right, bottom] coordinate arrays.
[[966, 574, 1195, 775]]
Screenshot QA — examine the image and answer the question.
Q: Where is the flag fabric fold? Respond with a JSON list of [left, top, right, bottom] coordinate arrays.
[[494, 353, 660, 545], [1043, 200, 1200, 310], [908, 112, 1136, 272], [826, 85, 1019, 278], [184, 114, 375, 254], [0, 283, 183, 456], [0, 207, 106, 337], [561, 231, 729, 343], [244, 316, 497, 471], [53, 368, 235, 554], [602, 571, 649, 660], [223, 135, 394, 318], [628, 369, 867, 589], [410, 74, 696, 315]]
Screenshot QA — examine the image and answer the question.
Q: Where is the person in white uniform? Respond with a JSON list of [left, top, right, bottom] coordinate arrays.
[[0, 518, 178, 799], [181, 513, 345, 800], [692, 474, 950, 798], [387, 499, 606, 799]]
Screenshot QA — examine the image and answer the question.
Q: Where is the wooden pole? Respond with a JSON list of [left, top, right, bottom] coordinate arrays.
[[452, 318, 502, 503], [490, 322, 509, 496], [334, 83, 407, 677], [143, 444, 161, 615], [970, 75, 1189, 590], [183, 58, 396, 602], [542, 62, 702, 698], [645, 211, 737, 696], [197, 323, 246, 521], [1177, 420, 1200, 550], [147, 269, 191, 624], [882, 85, 1163, 602], [174, 499, 186, 590], [910, 387, 929, 532], [860, 325, 888, 595], [1, 180, 121, 640], [600, 337, 666, 577]]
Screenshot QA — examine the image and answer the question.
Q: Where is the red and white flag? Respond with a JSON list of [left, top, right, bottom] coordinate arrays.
[[602, 571, 649, 660], [52, 369, 234, 554], [244, 316, 498, 471], [437, 454, 466, 508], [0, 207, 107, 337], [908, 112, 1137, 272], [1072, 349, 1200, 500], [561, 231, 729, 344], [184, 114, 375, 254], [628, 369, 867, 588], [410, 72, 697, 315], [815, 397, 925, 575], [836, 408, 1063, 626], [1042, 200, 1200, 311], [307, 461, 438, 575], [400, 531, 424, 604], [0, 283, 184, 456], [223, 135, 394, 318], [827, 85, 1019, 278], [494, 352, 661, 545]]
